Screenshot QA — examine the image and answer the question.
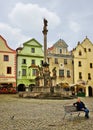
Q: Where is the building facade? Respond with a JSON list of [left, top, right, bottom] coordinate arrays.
[[16, 38, 44, 91], [47, 39, 74, 85], [1, 34, 93, 97], [0, 35, 16, 88], [72, 37, 93, 96]]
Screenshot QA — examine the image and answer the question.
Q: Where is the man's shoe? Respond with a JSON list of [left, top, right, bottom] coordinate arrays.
[[85, 115, 89, 119]]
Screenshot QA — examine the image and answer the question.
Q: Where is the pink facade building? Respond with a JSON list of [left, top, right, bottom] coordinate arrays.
[[0, 35, 16, 88]]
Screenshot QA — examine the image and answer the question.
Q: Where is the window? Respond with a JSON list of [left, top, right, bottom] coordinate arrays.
[[78, 61, 81, 67], [79, 51, 82, 55], [31, 48, 35, 53], [64, 49, 67, 54], [84, 48, 86, 52], [31, 59, 35, 65], [64, 59, 67, 64], [59, 48, 62, 54], [18, 71, 21, 76], [88, 73, 91, 80], [59, 69, 64, 77], [72, 60, 74, 64], [7, 67, 11, 74], [4, 55, 9, 61], [32, 69, 37, 76], [55, 58, 58, 64], [90, 63, 92, 68], [79, 72, 82, 79], [88, 48, 91, 52], [67, 70, 70, 77], [22, 59, 26, 64], [41, 60, 43, 66], [22, 69, 26, 76]]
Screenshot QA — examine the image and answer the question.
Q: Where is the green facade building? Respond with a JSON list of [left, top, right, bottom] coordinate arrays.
[[16, 38, 44, 91]]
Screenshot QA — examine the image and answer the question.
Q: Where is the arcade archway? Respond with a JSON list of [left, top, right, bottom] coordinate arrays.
[[18, 84, 26, 92]]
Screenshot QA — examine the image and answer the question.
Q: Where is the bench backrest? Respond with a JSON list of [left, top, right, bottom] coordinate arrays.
[[64, 105, 77, 113]]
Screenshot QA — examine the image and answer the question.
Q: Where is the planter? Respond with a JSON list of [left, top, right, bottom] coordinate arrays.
[[77, 92, 85, 97]]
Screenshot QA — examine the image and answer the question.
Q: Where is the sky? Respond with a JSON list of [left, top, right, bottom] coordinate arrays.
[[0, 0, 93, 51]]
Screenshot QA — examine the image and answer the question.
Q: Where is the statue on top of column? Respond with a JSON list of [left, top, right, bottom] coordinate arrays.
[[43, 18, 48, 30]]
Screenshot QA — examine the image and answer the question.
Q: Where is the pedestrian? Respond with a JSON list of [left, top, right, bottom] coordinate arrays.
[[73, 98, 89, 118]]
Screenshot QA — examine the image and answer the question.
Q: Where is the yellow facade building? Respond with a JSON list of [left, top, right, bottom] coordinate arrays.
[[72, 37, 93, 96]]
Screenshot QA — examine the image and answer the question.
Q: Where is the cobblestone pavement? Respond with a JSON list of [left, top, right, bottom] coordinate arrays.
[[0, 94, 93, 130]]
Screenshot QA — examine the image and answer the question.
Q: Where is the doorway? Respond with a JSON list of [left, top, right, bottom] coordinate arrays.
[[88, 86, 92, 97], [18, 84, 26, 92]]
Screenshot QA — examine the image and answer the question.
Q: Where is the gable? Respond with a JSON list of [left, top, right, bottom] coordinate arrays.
[[72, 37, 93, 55], [81, 37, 93, 49], [0, 35, 15, 52], [53, 39, 68, 48], [23, 38, 42, 47], [72, 41, 88, 58], [18, 38, 44, 56]]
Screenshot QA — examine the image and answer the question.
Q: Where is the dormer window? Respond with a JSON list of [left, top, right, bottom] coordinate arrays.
[[59, 48, 62, 54]]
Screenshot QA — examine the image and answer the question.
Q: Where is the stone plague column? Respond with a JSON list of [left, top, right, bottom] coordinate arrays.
[[42, 18, 48, 64], [42, 18, 51, 88]]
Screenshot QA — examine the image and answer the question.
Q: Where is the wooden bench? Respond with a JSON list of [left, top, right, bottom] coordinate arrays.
[[63, 105, 84, 120]]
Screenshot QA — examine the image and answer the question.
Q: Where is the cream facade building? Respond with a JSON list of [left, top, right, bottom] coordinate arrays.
[[72, 37, 93, 96], [47, 39, 74, 85]]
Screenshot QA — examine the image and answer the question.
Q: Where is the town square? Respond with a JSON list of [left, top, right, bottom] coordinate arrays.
[[0, 0, 93, 130], [0, 94, 93, 130]]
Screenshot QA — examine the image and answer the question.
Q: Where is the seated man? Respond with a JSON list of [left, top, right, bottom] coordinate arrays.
[[73, 98, 89, 118]]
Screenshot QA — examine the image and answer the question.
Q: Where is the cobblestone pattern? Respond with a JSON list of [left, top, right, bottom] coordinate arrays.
[[0, 94, 93, 130]]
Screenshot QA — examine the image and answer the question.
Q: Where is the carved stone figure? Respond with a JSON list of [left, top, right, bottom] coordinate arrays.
[[52, 67, 57, 78], [38, 66, 43, 77], [44, 18, 48, 27], [43, 18, 48, 30]]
